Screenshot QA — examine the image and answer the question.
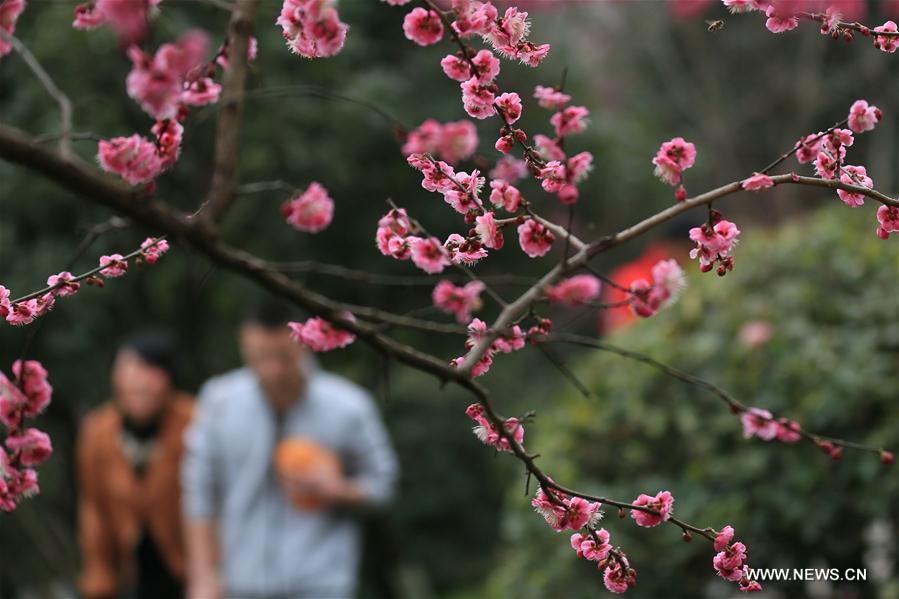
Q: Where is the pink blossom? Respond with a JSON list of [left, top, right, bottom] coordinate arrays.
[[570, 529, 611, 562], [465, 403, 525, 452], [847, 100, 881, 134], [460, 77, 497, 119], [432, 280, 484, 323], [814, 150, 838, 179], [776, 418, 801, 443], [5, 299, 37, 326], [277, 0, 349, 59], [565, 496, 603, 530], [402, 7, 443, 46], [90, 0, 161, 43], [765, 4, 799, 33], [181, 77, 222, 106], [741, 407, 779, 440], [450, 0, 496, 39], [874, 20, 899, 53], [99, 254, 128, 278], [492, 325, 526, 354], [442, 170, 484, 214], [5, 428, 52, 466], [538, 161, 566, 193], [550, 106, 589, 138], [151, 119, 183, 168], [534, 134, 566, 162], [474, 211, 504, 249], [714, 525, 735, 552], [604, 559, 636, 594], [876, 205, 899, 240], [534, 85, 570, 110], [10, 360, 50, 418], [490, 156, 529, 183], [741, 172, 774, 191], [714, 542, 748, 581], [411, 236, 450, 274], [402, 119, 478, 164], [440, 53, 471, 81], [444, 233, 488, 265], [282, 182, 335, 233], [489, 179, 523, 212], [795, 133, 823, 164], [288, 313, 356, 352], [496, 92, 523, 124], [470, 49, 500, 82], [630, 490, 674, 527], [722, 0, 760, 13], [376, 208, 413, 259], [652, 137, 696, 186], [689, 218, 740, 274], [125, 31, 210, 119], [140, 238, 170, 265], [485, 7, 550, 66], [97, 135, 162, 186], [0, 285, 9, 319], [837, 165, 872, 207], [517, 219, 554, 258], [73, 2, 105, 30], [47, 271, 80, 297], [545, 275, 601, 306], [738, 320, 773, 348]]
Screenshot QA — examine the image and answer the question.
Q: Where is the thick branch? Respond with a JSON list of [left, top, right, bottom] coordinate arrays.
[[196, 0, 261, 222]]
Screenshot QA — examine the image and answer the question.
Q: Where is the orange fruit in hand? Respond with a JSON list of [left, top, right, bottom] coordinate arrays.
[[274, 438, 342, 510]]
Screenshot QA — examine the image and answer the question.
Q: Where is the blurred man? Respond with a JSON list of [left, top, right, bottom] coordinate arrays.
[[182, 300, 398, 599], [77, 332, 194, 599]]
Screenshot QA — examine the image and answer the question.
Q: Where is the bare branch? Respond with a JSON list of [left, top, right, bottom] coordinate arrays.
[[0, 31, 72, 158]]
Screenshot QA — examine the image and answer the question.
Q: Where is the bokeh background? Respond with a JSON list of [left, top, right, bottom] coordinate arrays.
[[1, 0, 898, 597]]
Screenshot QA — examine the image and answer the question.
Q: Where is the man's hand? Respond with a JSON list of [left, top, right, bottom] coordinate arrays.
[[278, 466, 365, 508], [186, 570, 222, 599]]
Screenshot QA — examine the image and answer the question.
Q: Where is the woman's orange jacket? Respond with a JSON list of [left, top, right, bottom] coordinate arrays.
[[76, 395, 194, 599]]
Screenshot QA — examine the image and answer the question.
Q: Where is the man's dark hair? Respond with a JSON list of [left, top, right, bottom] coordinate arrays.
[[241, 298, 300, 330], [122, 330, 183, 386]]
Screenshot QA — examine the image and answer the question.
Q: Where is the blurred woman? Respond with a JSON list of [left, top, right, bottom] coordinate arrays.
[[77, 332, 194, 599]]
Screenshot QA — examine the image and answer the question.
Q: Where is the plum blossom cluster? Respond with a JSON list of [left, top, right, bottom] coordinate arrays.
[[281, 182, 335, 233], [72, 0, 161, 43], [688, 211, 741, 275], [287, 312, 356, 352], [627, 259, 686, 318], [0, 0, 26, 59], [712, 525, 762, 593], [432, 280, 485, 323], [0, 238, 168, 327], [530, 86, 594, 204], [98, 30, 257, 187], [277, 0, 348, 58], [450, 317, 526, 377], [741, 407, 802, 444], [464, 403, 523, 452], [399, 1, 550, 67], [532, 486, 603, 532], [792, 100, 887, 235], [652, 137, 696, 200], [0, 360, 54, 512], [721, 0, 899, 52], [401, 119, 479, 164], [544, 274, 601, 307]]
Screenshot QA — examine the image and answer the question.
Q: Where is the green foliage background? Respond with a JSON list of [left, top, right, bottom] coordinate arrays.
[[0, 1, 897, 597]]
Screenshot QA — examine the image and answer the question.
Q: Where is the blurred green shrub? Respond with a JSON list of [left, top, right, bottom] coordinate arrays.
[[481, 206, 899, 599]]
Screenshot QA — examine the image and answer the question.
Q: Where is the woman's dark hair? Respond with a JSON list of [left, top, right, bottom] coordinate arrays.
[[121, 331, 183, 387]]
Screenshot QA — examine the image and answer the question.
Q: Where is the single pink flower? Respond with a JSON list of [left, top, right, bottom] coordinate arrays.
[[741, 172, 775, 191], [5, 428, 52, 467], [287, 313, 356, 352], [99, 254, 128, 278], [630, 490, 674, 527], [545, 275, 601, 306], [282, 182, 335, 233], [402, 7, 443, 46], [517, 219, 554, 258]]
